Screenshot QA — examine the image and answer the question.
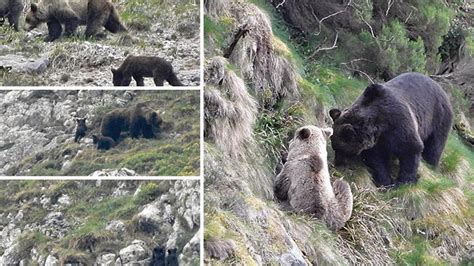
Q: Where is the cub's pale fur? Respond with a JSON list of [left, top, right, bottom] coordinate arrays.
[[274, 125, 353, 230]]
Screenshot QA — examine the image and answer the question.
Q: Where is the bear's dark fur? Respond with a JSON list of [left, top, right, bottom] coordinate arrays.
[[74, 118, 87, 143], [100, 103, 162, 142], [0, 0, 23, 31], [149, 246, 165, 266], [165, 248, 178, 266], [111, 56, 184, 86], [25, 0, 126, 42], [92, 134, 115, 150], [330, 72, 453, 187]]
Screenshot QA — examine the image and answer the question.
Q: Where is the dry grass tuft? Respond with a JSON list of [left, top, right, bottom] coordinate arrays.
[[205, 56, 258, 158], [338, 185, 403, 264], [226, 3, 299, 108]]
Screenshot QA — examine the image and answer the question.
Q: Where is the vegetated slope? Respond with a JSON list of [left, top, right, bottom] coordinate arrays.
[[0, 180, 200, 265], [1, 90, 200, 176], [204, 0, 473, 264], [0, 0, 200, 86]]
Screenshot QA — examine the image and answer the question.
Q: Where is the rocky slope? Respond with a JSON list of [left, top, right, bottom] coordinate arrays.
[[0, 0, 200, 86], [0, 90, 200, 176], [204, 0, 474, 264], [0, 180, 200, 265]]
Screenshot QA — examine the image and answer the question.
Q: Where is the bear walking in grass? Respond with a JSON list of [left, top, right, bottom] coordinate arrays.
[[74, 118, 87, 143], [25, 0, 127, 42], [100, 102, 162, 142], [0, 0, 23, 31], [274, 125, 353, 231], [330, 72, 453, 187], [111, 56, 184, 86]]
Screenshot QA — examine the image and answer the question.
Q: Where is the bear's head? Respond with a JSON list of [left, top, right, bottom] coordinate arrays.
[[75, 118, 86, 127], [153, 246, 165, 258], [147, 111, 163, 130], [111, 68, 123, 86], [25, 3, 47, 31], [167, 248, 178, 257], [288, 125, 333, 158], [329, 84, 385, 165]]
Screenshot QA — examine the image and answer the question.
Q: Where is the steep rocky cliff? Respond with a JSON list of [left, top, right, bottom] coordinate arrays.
[[0, 180, 200, 265], [204, 0, 474, 264]]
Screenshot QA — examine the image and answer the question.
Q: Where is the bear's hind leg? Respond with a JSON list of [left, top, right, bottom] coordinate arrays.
[[422, 131, 449, 167], [133, 75, 145, 86], [332, 179, 353, 222], [45, 20, 63, 42]]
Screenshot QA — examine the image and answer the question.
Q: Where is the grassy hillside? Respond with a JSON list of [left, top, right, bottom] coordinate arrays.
[[204, 0, 473, 264]]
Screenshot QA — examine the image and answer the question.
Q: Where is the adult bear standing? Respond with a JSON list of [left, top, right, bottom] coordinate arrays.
[[330, 72, 453, 187], [25, 0, 127, 42], [100, 103, 162, 142]]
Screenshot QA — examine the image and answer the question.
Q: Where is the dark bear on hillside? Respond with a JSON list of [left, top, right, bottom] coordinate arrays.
[[165, 248, 178, 266], [100, 102, 162, 142], [0, 0, 23, 31], [330, 72, 453, 187], [25, 0, 127, 42], [92, 134, 115, 150], [111, 56, 184, 86], [74, 118, 87, 143], [149, 246, 165, 266]]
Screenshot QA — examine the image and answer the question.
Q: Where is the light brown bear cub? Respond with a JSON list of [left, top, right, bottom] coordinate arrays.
[[274, 125, 353, 230]]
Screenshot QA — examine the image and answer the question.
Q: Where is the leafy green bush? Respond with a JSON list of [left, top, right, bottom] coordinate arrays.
[[379, 20, 427, 75]]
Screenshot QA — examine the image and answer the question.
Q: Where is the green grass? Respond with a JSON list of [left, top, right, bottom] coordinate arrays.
[[396, 237, 447, 265]]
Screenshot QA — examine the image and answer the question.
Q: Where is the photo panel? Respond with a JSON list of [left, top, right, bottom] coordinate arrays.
[[0, 89, 200, 177], [0, 0, 200, 87], [0, 179, 200, 264]]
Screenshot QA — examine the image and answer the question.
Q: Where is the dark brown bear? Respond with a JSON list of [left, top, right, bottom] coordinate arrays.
[[92, 134, 115, 150], [100, 103, 162, 142], [25, 0, 127, 42], [111, 56, 184, 86], [0, 0, 23, 31], [330, 72, 453, 187], [74, 118, 87, 143]]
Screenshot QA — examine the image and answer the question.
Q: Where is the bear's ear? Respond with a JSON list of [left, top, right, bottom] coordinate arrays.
[[321, 127, 333, 138], [92, 134, 98, 143], [111, 68, 117, 74], [31, 3, 38, 12], [341, 124, 356, 140], [329, 108, 341, 121], [362, 84, 384, 104], [297, 128, 311, 140]]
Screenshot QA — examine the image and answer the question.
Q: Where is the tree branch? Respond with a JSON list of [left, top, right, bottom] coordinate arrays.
[[308, 32, 339, 59]]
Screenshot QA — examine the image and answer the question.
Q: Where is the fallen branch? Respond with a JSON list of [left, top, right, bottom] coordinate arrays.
[[311, 0, 352, 35], [341, 60, 375, 84], [223, 27, 249, 59], [308, 32, 339, 59]]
